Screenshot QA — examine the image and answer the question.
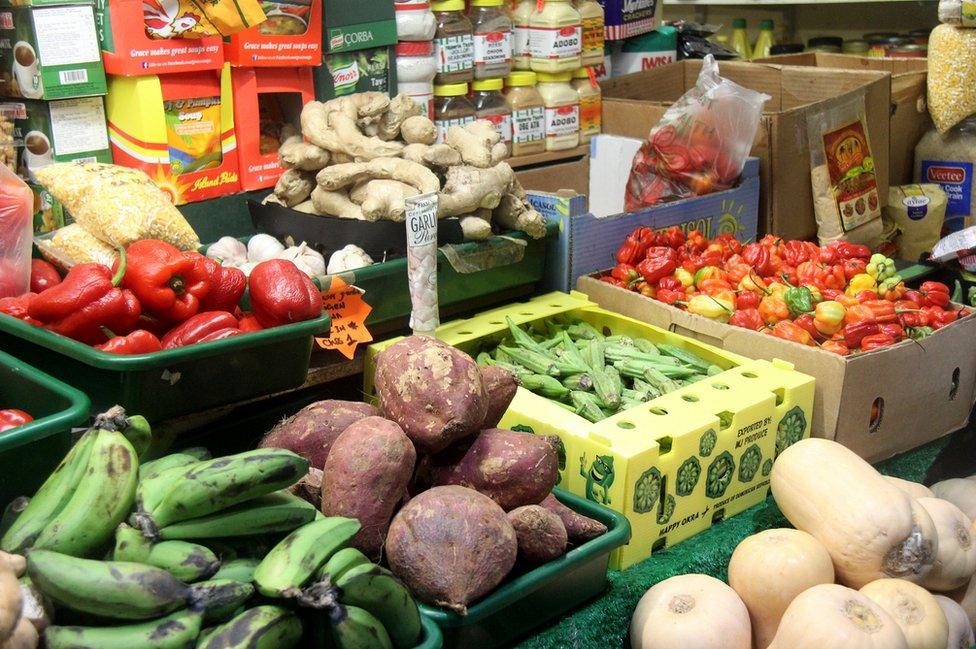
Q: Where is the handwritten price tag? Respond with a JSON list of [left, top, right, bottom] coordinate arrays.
[[315, 277, 373, 360]]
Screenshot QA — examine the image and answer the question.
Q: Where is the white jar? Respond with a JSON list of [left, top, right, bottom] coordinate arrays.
[[529, 0, 582, 73], [396, 41, 437, 119], [512, 0, 535, 70], [394, 0, 437, 41], [537, 70, 579, 150]]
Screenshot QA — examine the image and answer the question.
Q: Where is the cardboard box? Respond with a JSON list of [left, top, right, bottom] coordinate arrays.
[[231, 66, 313, 190], [578, 275, 976, 462], [601, 0, 658, 40], [95, 0, 223, 76], [13, 97, 111, 180], [315, 46, 392, 100], [224, 0, 322, 67], [517, 134, 760, 292], [600, 60, 891, 241], [106, 65, 240, 204], [323, 0, 395, 54], [0, 5, 106, 100], [753, 52, 930, 187]]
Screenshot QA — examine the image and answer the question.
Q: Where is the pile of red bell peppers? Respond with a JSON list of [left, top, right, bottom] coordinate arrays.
[[602, 227, 969, 355], [0, 240, 323, 355], [0, 408, 31, 432]]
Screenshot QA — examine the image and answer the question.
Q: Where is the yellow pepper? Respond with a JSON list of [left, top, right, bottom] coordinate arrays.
[[804, 285, 822, 303], [766, 282, 789, 299], [674, 268, 694, 289], [845, 273, 878, 296], [686, 294, 734, 322], [738, 274, 767, 294], [813, 300, 846, 336]]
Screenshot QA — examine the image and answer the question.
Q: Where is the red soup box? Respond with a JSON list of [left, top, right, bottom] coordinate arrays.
[[97, 0, 224, 76], [232, 66, 314, 190], [225, 0, 323, 67]]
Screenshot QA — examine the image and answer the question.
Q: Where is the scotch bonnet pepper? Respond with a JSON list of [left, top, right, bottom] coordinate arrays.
[[120, 240, 211, 323], [248, 259, 323, 328]]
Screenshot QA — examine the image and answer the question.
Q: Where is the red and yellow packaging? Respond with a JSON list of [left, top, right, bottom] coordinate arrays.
[[231, 66, 314, 190], [106, 64, 241, 204], [224, 0, 323, 67]]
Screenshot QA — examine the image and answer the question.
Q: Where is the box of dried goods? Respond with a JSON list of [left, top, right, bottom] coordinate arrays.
[[315, 46, 393, 100], [224, 0, 323, 67], [323, 0, 396, 53]]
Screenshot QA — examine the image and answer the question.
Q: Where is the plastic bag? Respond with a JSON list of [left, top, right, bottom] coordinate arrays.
[[625, 55, 769, 211], [0, 165, 33, 298]]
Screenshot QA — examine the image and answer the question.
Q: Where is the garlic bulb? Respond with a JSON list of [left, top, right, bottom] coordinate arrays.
[[206, 236, 247, 267], [247, 234, 285, 263], [327, 244, 374, 274], [279, 243, 326, 277]]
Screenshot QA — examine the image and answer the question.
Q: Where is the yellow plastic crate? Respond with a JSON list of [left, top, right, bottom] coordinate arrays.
[[365, 292, 815, 569]]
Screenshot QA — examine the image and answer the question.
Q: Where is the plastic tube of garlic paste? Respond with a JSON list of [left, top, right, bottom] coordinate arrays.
[[405, 193, 440, 336]]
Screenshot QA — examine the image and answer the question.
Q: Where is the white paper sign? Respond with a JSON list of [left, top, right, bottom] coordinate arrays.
[[405, 192, 440, 336]]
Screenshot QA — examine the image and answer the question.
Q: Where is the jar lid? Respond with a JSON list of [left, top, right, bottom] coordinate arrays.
[[470, 0, 503, 5], [505, 70, 538, 86], [434, 82, 469, 96], [572, 67, 592, 79], [759, 19, 774, 29], [431, 0, 464, 10], [472, 78, 504, 91], [732, 18, 746, 28], [395, 41, 434, 57], [536, 71, 572, 82]]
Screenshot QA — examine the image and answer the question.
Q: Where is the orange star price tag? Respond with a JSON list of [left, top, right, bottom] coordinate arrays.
[[315, 276, 373, 360]]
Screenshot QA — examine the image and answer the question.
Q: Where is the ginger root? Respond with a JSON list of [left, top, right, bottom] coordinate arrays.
[[438, 163, 515, 217], [447, 120, 504, 168], [402, 143, 461, 169], [292, 200, 318, 214], [273, 168, 316, 207], [311, 186, 364, 220], [401, 115, 437, 145], [279, 139, 330, 171], [378, 95, 423, 141], [460, 208, 493, 240], [494, 194, 547, 239], [300, 99, 403, 161], [350, 179, 420, 222], [317, 157, 440, 194]]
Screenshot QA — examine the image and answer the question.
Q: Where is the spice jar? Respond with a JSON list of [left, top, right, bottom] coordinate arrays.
[[433, 0, 475, 84], [571, 67, 600, 144], [470, 0, 513, 79], [396, 41, 437, 119], [536, 70, 579, 150], [433, 82, 476, 143], [575, 0, 604, 66], [512, 0, 535, 70], [473, 78, 512, 154], [504, 70, 546, 157], [395, 0, 437, 41], [529, 0, 582, 73]]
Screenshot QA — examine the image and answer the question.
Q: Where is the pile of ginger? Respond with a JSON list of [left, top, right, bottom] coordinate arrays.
[[263, 92, 547, 241]]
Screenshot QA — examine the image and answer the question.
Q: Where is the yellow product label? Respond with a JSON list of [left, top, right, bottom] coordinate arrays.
[[164, 96, 223, 176], [964, 0, 976, 26], [581, 15, 604, 54], [579, 93, 601, 132]]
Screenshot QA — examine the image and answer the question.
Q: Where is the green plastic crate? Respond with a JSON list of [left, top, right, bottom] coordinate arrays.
[[0, 350, 90, 506], [416, 616, 443, 649], [420, 488, 630, 649], [0, 313, 329, 422]]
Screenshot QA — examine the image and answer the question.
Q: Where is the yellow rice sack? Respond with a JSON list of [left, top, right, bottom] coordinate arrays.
[[928, 24, 976, 133]]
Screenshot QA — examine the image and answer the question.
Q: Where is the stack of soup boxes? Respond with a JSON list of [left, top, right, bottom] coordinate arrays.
[[317, 0, 397, 105], [0, 0, 109, 231]]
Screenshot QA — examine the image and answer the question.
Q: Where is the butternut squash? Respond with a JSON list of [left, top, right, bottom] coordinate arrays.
[[630, 574, 751, 649], [932, 480, 976, 521], [860, 578, 948, 649], [770, 438, 937, 588], [728, 528, 834, 649], [886, 476, 935, 499], [949, 572, 976, 629], [768, 583, 908, 649], [934, 594, 974, 649], [917, 498, 976, 591]]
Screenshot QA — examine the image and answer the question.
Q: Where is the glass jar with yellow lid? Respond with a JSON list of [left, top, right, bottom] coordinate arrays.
[[529, 0, 582, 73], [504, 70, 546, 156], [472, 77, 513, 154], [512, 0, 535, 70], [571, 67, 601, 144], [432, 0, 475, 84], [470, 0, 513, 79], [537, 70, 579, 150], [433, 82, 476, 143], [575, 0, 604, 66]]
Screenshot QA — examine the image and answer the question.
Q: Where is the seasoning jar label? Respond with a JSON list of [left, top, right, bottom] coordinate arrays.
[[513, 106, 544, 144], [434, 34, 474, 73], [921, 159, 974, 217], [482, 112, 513, 144], [529, 25, 582, 60], [821, 119, 880, 231], [900, 185, 931, 221], [474, 30, 512, 65], [581, 16, 603, 54], [545, 103, 579, 138], [435, 115, 475, 143], [513, 25, 530, 58], [579, 94, 601, 132], [407, 91, 435, 119]]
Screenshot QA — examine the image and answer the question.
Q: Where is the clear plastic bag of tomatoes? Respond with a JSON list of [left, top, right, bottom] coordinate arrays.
[[0, 164, 33, 298], [625, 55, 770, 211]]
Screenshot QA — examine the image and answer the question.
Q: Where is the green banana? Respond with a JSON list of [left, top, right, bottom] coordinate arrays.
[[197, 605, 302, 649], [188, 578, 255, 623], [137, 462, 199, 518], [27, 550, 189, 620], [182, 446, 212, 461], [329, 604, 393, 649], [158, 490, 316, 540], [335, 564, 421, 649], [212, 557, 260, 583], [1, 431, 96, 553], [121, 415, 152, 460], [0, 496, 29, 539], [114, 524, 219, 582], [254, 517, 361, 598], [32, 428, 138, 556], [139, 453, 198, 482], [316, 547, 372, 584], [141, 449, 309, 530], [44, 608, 202, 649]]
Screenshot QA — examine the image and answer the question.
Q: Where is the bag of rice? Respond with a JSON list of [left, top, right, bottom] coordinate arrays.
[[928, 24, 976, 134], [884, 184, 948, 261], [937, 0, 976, 26], [35, 223, 119, 270], [914, 117, 976, 232]]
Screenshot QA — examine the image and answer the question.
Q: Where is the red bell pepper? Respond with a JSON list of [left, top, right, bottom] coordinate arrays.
[[120, 240, 211, 323], [742, 243, 773, 276], [161, 311, 240, 349], [840, 258, 868, 280], [729, 308, 763, 331], [0, 409, 32, 432], [656, 288, 684, 305], [923, 306, 959, 330], [878, 323, 905, 340], [28, 257, 141, 345], [249, 260, 323, 329], [637, 247, 679, 284], [614, 227, 656, 265], [781, 240, 813, 267], [918, 281, 951, 308], [193, 254, 247, 313], [860, 333, 896, 351], [30, 259, 61, 293], [659, 226, 685, 249], [238, 313, 263, 333], [0, 293, 40, 326], [657, 276, 682, 291], [843, 321, 880, 349], [794, 314, 820, 341], [903, 290, 924, 307], [96, 329, 163, 355], [735, 291, 760, 310], [828, 241, 871, 260]]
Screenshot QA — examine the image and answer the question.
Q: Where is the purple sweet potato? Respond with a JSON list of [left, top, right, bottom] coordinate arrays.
[[374, 336, 488, 453], [480, 365, 518, 428], [321, 416, 417, 560], [428, 429, 559, 511], [539, 493, 607, 544], [385, 485, 516, 615], [507, 505, 567, 563], [259, 400, 379, 468]]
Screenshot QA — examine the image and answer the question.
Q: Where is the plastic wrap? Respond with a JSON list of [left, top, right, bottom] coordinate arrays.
[[928, 24, 976, 134], [35, 224, 119, 271], [0, 165, 34, 298]]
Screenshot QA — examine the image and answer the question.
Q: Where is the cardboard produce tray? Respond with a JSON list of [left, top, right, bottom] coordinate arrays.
[[365, 292, 814, 569], [579, 275, 976, 463]]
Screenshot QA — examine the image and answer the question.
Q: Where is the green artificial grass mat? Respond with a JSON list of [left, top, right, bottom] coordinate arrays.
[[515, 433, 958, 649]]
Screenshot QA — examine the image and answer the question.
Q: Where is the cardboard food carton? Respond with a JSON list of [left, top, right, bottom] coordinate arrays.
[[106, 64, 240, 204], [601, 0, 658, 40], [224, 0, 322, 67], [324, 0, 395, 54], [315, 46, 392, 100]]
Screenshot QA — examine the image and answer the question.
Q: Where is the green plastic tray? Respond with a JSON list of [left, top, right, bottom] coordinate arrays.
[[420, 487, 631, 649], [0, 313, 330, 422], [0, 349, 90, 506], [416, 615, 443, 649]]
